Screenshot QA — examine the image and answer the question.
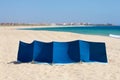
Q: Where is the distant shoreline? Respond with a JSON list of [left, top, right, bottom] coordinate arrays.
[[0, 24, 119, 28], [0, 22, 118, 27]]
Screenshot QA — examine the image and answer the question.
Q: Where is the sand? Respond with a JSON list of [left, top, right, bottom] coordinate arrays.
[[0, 26, 120, 80]]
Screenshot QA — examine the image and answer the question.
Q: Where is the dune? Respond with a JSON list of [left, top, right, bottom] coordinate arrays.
[[0, 26, 120, 80]]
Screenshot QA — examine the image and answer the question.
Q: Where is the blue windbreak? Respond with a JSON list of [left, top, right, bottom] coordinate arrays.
[[17, 40, 107, 63]]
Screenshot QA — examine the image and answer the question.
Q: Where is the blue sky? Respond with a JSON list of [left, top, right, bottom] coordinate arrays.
[[0, 0, 120, 25]]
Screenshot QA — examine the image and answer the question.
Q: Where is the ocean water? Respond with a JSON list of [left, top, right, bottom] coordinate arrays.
[[20, 26, 120, 36]]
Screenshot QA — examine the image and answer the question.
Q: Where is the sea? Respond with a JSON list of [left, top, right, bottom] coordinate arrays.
[[20, 25, 120, 36]]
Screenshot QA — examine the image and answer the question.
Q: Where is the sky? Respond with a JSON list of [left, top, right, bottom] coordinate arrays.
[[0, 0, 120, 25]]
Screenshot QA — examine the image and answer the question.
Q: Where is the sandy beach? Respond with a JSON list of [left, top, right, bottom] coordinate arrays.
[[0, 26, 120, 80]]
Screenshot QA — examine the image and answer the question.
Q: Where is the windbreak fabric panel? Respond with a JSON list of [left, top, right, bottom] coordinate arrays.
[[80, 41, 107, 62], [33, 41, 53, 63], [17, 41, 34, 62], [89, 42, 107, 62], [68, 40, 80, 62], [53, 42, 74, 63]]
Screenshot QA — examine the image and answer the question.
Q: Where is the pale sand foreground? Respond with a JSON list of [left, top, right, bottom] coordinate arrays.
[[0, 26, 120, 80]]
